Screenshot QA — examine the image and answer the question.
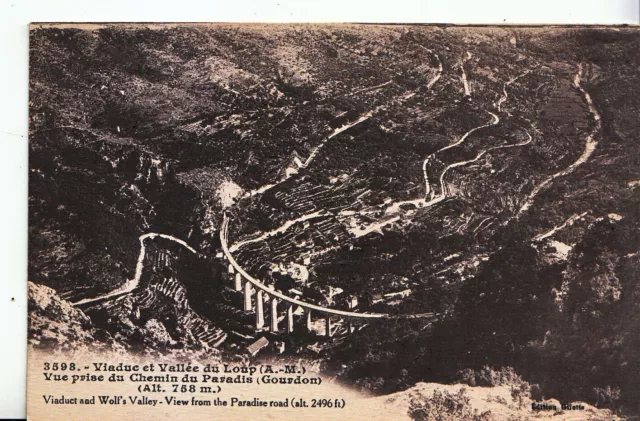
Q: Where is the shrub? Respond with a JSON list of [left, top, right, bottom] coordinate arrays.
[[408, 388, 491, 421], [593, 385, 621, 413], [510, 382, 531, 409], [457, 368, 478, 387], [456, 366, 527, 388], [529, 384, 544, 402]]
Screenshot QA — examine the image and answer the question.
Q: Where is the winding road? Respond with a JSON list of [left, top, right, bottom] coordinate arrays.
[[241, 49, 443, 202], [495, 71, 530, 112], [427, 111, 500, 199], [517, 63, 601, 216], [439, 128, 532, 197], [73, 233, 197, 307], [359, 68, 534, 233], [232, 49, 444, 246], [459, 52, 473, 97], [229, 210, 327, 252], [382, 111, 504, 215]]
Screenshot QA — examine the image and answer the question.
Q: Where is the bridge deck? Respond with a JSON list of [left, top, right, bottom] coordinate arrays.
[[220, 214, 435, 321]]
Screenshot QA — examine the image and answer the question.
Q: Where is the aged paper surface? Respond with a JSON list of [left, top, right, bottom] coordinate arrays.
[[28, 23, 639, 420]]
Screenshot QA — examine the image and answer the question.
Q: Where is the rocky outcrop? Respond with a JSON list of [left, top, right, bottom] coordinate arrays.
[[28, 279, 224, 358], [381, 382, 621, 421], [28, 281, 96, 349]]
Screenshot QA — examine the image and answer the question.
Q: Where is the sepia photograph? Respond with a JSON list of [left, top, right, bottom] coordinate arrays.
[[27, 23, 640, 420]]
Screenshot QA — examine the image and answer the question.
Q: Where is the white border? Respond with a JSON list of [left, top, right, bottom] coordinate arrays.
[[1, 0, 638, 418]]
